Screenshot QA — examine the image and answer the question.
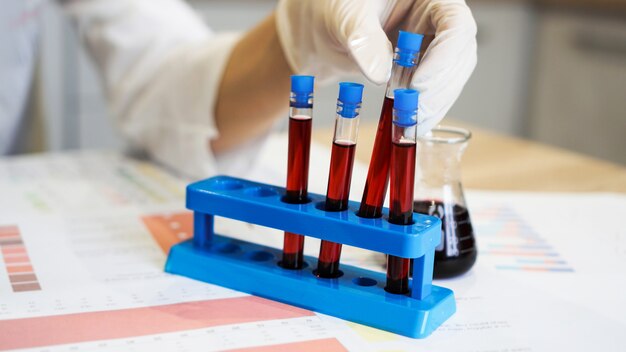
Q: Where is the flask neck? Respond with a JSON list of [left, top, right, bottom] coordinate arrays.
[[414, 127, 471, 208], [418, 142, 467, 180]]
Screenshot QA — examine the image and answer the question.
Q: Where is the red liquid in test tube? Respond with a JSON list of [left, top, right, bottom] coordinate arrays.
[[316, 82, 363, 279], [359, 96, 393, 218], [317, 141, 356, 276], [386, 140, 416, 294], [385, 89, 419, 295], [325, 141, 356, 211], [283, 115, 312, 268], [359, 31, 423, 219], [282, 76, 314, 270], [285, 116, 312, 202]]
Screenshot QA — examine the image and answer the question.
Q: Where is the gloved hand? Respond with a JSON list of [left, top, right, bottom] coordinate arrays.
[[276, 0, 477, 135]]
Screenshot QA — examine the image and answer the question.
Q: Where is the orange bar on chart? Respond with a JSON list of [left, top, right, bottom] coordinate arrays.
[[6, 265, 33, 274], [142, 212, 194, 253], [3, 255, 30, 264]]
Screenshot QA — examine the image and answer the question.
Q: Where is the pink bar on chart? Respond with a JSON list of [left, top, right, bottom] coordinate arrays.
[[8, 273, 38, 283], [0, 296, 314, 350], [1, 246, 25, 255], [226, 338, 348, 352], [0, 226, 18, 235], [3, 255, 29, 264], [12, 282, 41, 292]]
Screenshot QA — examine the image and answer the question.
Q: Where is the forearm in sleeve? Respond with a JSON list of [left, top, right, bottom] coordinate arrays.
[[62, 0, 240, 179]]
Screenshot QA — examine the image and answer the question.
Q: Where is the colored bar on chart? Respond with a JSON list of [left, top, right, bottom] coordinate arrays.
[[142, 212, 194, 253], [226, 338, 348, 352], [474, 206, 574, 272], [0, 225, 42, 292], [0, 296, 313, 351]]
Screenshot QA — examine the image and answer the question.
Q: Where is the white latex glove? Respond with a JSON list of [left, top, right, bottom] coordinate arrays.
[[276, 0, 477, 135]]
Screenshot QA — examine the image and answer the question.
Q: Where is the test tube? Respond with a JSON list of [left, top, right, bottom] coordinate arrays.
[[358, 31, 423, 219], [316, 82, 364, 278], [386, 89, 419, 294], [282, 75, 314, 270]]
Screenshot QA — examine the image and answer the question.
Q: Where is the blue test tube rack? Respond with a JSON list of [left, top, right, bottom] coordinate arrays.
[[165, 176, 455, 338]]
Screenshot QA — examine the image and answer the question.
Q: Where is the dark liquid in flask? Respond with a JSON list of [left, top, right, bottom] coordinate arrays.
[[359, 96, 394, 218], [413, 200, 477, 279], [316, 141, 356, 278]]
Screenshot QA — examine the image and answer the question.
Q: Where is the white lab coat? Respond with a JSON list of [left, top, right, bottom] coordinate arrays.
[[64, 0, 248, 179], [3, 0, 257, 179]]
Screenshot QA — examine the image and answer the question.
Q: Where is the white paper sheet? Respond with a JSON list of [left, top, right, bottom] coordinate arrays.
[[0, 135, 624, 351]]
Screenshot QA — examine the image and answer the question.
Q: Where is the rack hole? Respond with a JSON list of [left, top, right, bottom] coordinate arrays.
[[208, 179, 244, 190], [215, 243, 241, 254], [354, 210, 383, 220], [386, 216, 416, 226], [314, 201, 348, 213], [352, 277, 377, 287], [278, 261, 309, 270], [313, 269, 344, 279], [280, 195, 312, 205], [244, 187, 278, 197], [314, 201, 327, 211], [247, 250, 274, 262]]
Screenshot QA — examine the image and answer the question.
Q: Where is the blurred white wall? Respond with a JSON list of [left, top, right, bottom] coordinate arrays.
[[529, 10, 626, 164], [449, 2, 536, 135]]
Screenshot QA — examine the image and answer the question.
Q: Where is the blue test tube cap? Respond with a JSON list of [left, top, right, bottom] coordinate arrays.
[[396, 31, 424, 67], [393, 89, 419, 126], [397, 31, 424, 53], [291, 75, 314, 108], [291, 75, 315, 94], [338, 82, 364, 104], [338, 82, 364, 118]]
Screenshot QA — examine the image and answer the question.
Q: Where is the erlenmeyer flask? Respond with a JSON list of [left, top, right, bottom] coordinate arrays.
[[413, 126, 477, 279]]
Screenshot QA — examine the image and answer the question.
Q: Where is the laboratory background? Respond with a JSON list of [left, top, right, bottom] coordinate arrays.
[[27, 0, 626, 165], [2, 1, 626, 351]]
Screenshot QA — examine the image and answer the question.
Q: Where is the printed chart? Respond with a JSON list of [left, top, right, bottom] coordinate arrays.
[[473, 204, 574, 273], [1, 147, 624, 352], [0, 225, 41, 292]]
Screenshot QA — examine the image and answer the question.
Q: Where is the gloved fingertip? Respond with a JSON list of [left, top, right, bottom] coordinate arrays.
[[417, 118, 442, 136], [365, 60, 392, 85], [416, 104, 446, 136], [347, 33, 393, 85]]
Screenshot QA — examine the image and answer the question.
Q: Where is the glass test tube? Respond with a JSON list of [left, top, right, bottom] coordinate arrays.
[[316, 82, 364, 278], [359, 31, 423, 218], [282, 75, 314, 270], [386, 89, 419, 294]]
